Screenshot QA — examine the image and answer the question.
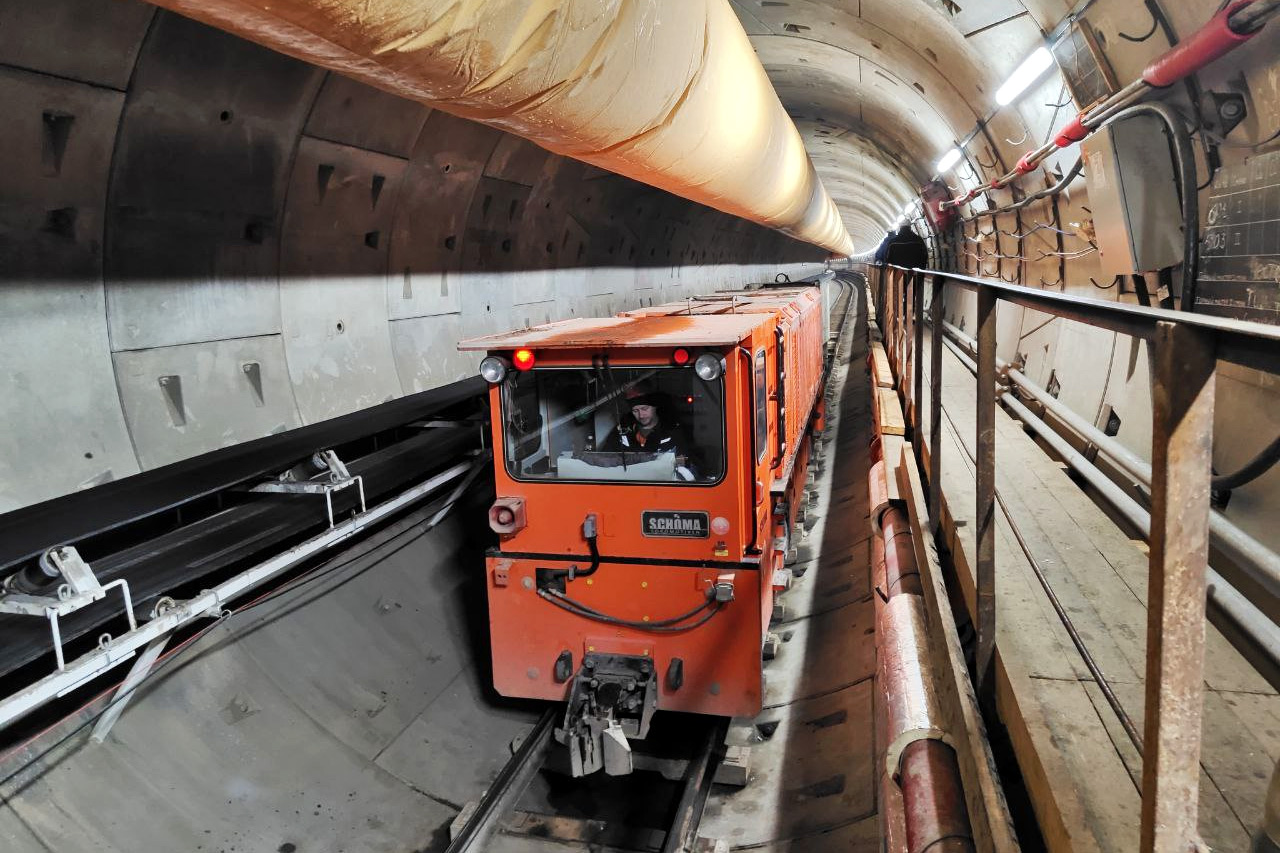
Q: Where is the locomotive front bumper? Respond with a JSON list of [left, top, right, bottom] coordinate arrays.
[[485, 553, 767, 720]]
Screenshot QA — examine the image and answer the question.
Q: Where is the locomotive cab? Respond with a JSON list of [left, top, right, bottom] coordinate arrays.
[[460, 293, 826, 776]]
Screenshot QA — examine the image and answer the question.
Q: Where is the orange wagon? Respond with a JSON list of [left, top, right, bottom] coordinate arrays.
[[459, 285, 831, 775]]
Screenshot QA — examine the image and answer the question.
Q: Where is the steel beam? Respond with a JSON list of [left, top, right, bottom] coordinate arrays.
[[912, 270, 925, 459], [884, 266, 1280, 375], [928, 276, 945, 535], [1140, 321, 1216, 853], [975, 288, 997, 698]]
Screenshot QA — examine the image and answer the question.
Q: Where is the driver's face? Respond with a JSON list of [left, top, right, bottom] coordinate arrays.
[[631, 404, 657, 428]]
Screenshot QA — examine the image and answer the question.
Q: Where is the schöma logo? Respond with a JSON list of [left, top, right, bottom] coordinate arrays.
[[641, 510, 710, 539]]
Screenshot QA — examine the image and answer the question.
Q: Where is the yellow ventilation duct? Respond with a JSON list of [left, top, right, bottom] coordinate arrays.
[[149, 0, 855, 256]]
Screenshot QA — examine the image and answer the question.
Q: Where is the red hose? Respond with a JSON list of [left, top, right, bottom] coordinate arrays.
[[1052, 112, 1089, 149], [1142, 0, 1259, 88]]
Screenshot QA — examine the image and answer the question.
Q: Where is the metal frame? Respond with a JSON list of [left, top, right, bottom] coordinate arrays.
[[0, 547, 138, 672], [0, 461, 475, 731], [870, 262, 1280, 853], [249, 449, 366, 528]]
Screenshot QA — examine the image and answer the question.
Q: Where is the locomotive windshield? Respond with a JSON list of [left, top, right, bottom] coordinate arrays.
[[501, 366, 726, 484]]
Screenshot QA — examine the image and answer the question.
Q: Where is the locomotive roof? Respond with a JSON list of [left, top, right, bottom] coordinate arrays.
[[458, 314, 771, 350], [459, 285, 820, 351]]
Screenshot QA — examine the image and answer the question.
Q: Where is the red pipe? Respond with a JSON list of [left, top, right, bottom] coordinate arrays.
[[1142, 0, 1259, 88], [900, 739, 978, 853], [882, 507, 923, 598]]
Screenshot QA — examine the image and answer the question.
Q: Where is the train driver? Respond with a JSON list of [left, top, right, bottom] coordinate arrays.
[[602, 391, 698, 480]]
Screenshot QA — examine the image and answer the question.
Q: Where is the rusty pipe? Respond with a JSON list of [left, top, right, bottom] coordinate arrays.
[[879, 595, 976, 853], [869, 389, 975, 852], [900, 739, 977, 853], [882, 506, 923, 598]]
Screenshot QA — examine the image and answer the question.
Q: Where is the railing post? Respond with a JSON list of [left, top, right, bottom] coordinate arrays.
[[912, 270, 924, 453], [1141, 321, 1215, 853], [928, 275, 944, 536], [975, 286, 997, 698]]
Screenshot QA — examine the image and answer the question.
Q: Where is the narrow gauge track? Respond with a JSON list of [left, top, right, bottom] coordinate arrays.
[[447, 710, 729, 853]]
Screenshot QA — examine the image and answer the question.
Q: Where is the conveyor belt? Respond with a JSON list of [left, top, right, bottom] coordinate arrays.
[[0, 377, 485, 574], [0, 386, 486, 681]]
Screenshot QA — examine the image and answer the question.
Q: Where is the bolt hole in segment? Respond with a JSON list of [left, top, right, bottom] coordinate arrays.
[[458, 279, 841, 787]]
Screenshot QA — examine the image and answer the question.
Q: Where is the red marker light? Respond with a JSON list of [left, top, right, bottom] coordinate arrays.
[[686, 395, 694, 404], [513, 348, 535, 371], [672, 347, 691, 365]]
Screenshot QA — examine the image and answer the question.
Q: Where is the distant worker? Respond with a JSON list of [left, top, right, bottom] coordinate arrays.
[[872, 229, 895, 266], [884, 223, 928, 270], [603, 392, 697, 479]]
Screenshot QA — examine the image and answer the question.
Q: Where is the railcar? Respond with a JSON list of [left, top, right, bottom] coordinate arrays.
[[458, 284, 834, 776]]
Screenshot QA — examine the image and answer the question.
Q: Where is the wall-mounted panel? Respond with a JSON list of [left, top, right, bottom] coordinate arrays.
[[0, 69, 138, 510], [0, 0, 153, 89], [0, 286, 140, 512], [113, 335, 301, 470]]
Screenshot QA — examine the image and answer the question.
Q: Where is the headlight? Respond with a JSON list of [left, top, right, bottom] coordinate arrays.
[[479, 356, 508, 384], [694, 353, 725, 381]]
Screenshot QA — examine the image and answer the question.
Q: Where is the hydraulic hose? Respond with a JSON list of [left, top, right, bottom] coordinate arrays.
[[1213, 433, 1280, 492]]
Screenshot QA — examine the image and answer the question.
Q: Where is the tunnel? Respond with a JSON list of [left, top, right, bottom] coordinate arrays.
[[1, 0, 1279, 851]]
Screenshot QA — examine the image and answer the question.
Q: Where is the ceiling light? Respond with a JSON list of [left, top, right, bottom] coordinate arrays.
[[935, 148, 962, 174], [995, 46, 1054, 106]]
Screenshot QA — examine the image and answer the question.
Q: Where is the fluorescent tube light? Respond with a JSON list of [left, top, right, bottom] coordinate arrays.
[[935, 148, 962, 173], [995, 46, 1054, 106]]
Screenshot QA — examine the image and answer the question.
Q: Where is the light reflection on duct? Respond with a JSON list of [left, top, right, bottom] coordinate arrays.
[[145, 0, 855, 256]]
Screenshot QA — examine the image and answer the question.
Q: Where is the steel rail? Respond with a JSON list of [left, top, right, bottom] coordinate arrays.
[[662, 719, 729, 853], [894, 266, 1280, 375], [444, 708, 558, 853]]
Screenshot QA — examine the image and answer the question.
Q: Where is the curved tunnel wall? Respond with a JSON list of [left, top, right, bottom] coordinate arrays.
[[727, 0, 1280, 555], [0, 0, 826, 513]]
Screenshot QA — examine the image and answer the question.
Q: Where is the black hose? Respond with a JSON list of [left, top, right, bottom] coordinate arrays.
[[539, 589, 722, 632], [544, 529, 601, 583], [1213, 433, 1280, 491]]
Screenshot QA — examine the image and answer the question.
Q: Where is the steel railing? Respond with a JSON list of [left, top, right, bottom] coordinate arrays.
[[862, 261, 1280, 853]]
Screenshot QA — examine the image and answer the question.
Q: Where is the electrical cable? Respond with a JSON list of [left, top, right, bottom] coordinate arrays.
[[1212, 433, 1280, 491]]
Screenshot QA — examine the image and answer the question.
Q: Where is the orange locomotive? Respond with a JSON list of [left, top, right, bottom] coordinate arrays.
[[459, 284, 833, 775]]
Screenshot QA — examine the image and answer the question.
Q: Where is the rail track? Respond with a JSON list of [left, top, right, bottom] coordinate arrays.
[[446, 709, 729, 853]]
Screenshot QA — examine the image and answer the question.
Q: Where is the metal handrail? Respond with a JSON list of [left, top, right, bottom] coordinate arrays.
[[860, 261, 1276, 853], [885, 264, 1280, 375]]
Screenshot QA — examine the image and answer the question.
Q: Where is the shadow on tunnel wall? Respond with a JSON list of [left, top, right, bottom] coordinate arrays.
[[0, 1, 827, 513]]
